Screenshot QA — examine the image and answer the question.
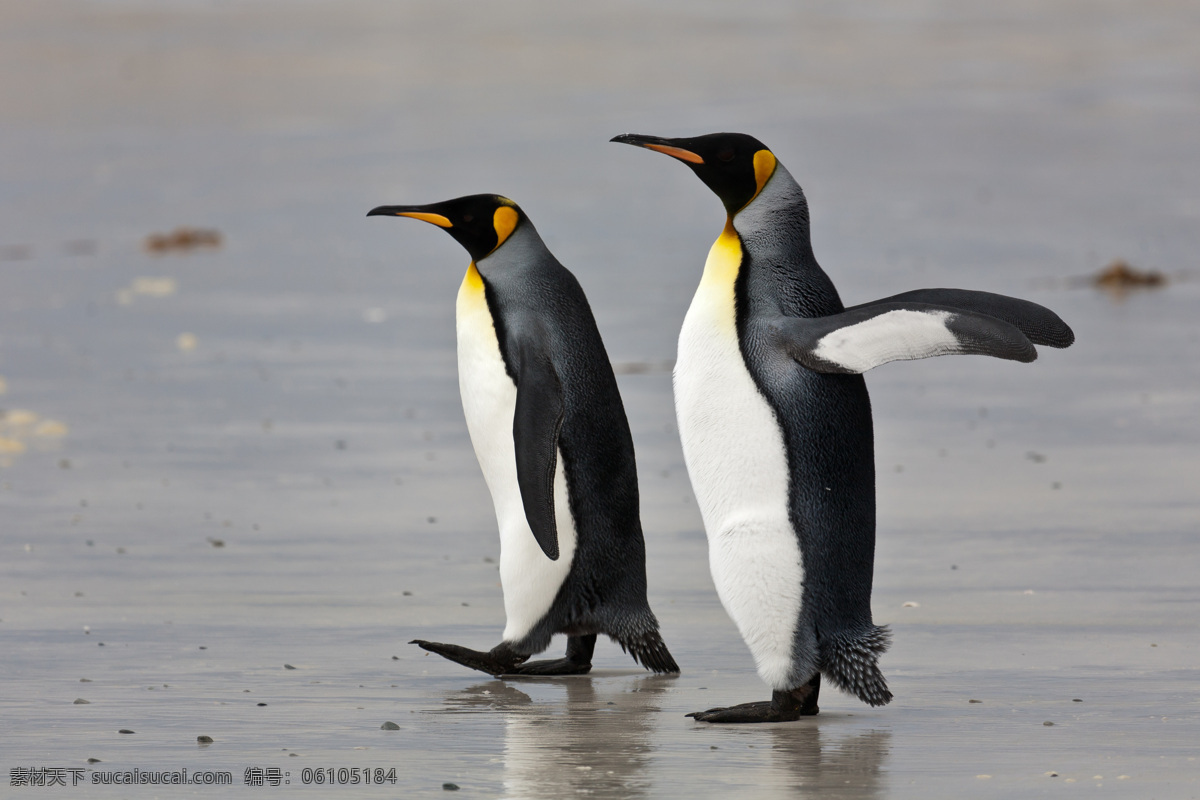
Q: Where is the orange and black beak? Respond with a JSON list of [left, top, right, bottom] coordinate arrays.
[[610, 133, 705, 165], [611, 131, 777, 216], [366, 205, 453, 227]]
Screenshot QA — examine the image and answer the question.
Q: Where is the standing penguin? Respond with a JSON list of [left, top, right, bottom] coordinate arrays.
[[368, 194, 678, 676], [611, 132, 1073, 721]]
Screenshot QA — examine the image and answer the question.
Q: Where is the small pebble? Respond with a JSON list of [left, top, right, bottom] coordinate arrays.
[[1043, 721, 1055, 726], [402, 591, 413, 596], [118, 729, 135, 734], [381, 721, 400, 730], [710, 745, 718, 750], [976, 775, 992, 779], [257, 703, 267, 707], [969, 699, 982, 704], [1072, 698, 1082, 702], [443, 784, 460, 791], [87, 758, 101, 764], [902, 601, 919, 608], [73, 698, 90, 704], [79, 678, 91, 683], [1045, 771, 1058, 777], [197, 735, 214, 744], [284, 664, 296, 670]]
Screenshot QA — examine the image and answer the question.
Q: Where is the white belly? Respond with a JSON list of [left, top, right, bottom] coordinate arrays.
[[673, 226, 803, 690], [456, 265, 577, 643]]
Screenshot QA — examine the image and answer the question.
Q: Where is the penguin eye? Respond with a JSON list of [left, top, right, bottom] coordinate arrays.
[[462, 214, 474, 223], [716, 147, 735, 163]]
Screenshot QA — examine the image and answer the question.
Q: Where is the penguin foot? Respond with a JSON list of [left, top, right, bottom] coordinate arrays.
[[508, 657, 592, 675], [687, 675, 820, 723], [409, 640, 528, 676], [507, 634, 595, 675]]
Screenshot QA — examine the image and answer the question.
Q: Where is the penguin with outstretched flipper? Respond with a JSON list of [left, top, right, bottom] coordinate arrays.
[[611, 132, 1072, 721]]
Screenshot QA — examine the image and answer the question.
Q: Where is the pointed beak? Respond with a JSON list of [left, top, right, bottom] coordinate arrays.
[[366, 206, 453, 227], [610, 133, 704, 164]]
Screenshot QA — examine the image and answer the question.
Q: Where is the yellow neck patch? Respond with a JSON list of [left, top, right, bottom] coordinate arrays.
[[699, 218, 743, 292], [462, 261, 484, 293], [492, 206, 519, 253], [688, 218, 744, 335]]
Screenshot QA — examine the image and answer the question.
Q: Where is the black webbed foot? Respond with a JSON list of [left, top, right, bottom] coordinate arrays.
[[508, 634, 595, 675], [687, 674, 820, 723], [411, 635, 597, 677], [409, 640, 528, 676], [508, 657, 592, 675]]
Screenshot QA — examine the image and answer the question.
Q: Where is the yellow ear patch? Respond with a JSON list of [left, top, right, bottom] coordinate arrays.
[[492, 206, 519, 251], [396, 211, 453, 228], [752, 150, 776, 199]]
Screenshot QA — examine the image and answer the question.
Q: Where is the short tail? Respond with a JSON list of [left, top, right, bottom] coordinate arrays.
[[819, 625, 892, 706], [612, 614, 680, 673]]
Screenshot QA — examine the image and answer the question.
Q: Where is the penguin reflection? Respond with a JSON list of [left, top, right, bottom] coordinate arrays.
[[764, 726, 891, 799], [445, 675, 671, 800]]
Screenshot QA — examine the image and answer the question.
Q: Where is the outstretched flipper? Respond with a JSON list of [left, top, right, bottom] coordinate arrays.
[[770, 301, 1042, 375], [513, 340, 565, 560], [688, 674, 821, 723], [411, 636, 595, 676], [850, 288, 1074, 348]]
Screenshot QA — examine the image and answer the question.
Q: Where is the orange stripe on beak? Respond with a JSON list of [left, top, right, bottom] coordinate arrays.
[[395, 211, 453, 228], [644, 143, 705, 164]]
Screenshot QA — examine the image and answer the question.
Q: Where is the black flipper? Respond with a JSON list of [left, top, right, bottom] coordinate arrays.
[[849, 288, 1074, 348], [770, 301, 1037, 375], [513, 340, 565, 561]]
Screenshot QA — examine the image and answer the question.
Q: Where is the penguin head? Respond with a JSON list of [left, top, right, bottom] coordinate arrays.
[[367, 194, 525, 262], [610, 132, 778, 216]]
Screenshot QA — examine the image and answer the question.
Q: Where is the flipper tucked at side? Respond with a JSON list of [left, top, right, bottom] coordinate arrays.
[[513, 339, 565, 561], [770, 292, 1074, 375]]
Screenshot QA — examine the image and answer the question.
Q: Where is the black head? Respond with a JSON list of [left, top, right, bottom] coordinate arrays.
[[367, 194, 525, 262], [610, 132, 778, 216]]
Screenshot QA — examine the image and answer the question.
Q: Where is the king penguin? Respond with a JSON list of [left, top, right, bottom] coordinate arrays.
[[367, 194, 679, 676], [611, 132, 1073, 721]]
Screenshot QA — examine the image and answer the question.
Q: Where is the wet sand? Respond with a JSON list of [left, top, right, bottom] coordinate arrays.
[[2, 1, 1198, 796]]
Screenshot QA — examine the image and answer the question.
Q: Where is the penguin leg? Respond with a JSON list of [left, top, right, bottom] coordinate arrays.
[[687, 673, 820, 723], [409, 640, 529, 676], [508, 634, 595, 675]]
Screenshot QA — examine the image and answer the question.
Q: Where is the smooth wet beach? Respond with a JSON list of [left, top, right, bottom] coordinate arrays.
[[2, 1, 1198, 797]]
